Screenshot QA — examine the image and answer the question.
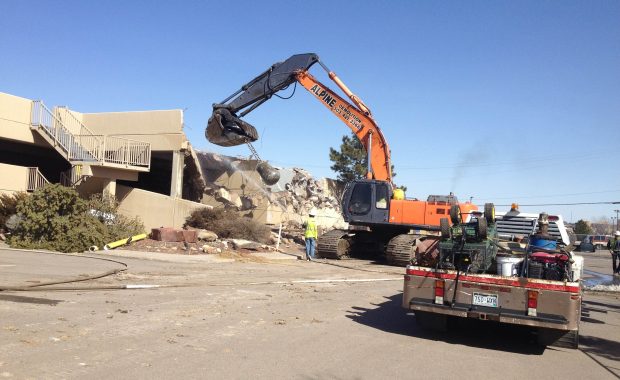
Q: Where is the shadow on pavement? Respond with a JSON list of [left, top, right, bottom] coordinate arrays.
[[0, 294, 62, 306], [347, 293, 545, 355], [583, 299, 620, 311], [581, 304, 606, 324], [579, 335, 620, 363]]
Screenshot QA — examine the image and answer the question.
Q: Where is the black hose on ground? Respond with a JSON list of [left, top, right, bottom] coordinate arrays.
[[0, 268, 127, 292], [0, 248, 129, 292]]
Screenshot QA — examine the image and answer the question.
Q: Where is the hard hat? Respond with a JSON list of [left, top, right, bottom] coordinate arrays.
[[309, 208, 317, 216], [615, 231, 620, 236]]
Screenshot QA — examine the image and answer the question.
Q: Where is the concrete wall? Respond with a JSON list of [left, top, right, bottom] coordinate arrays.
[[0, 92, 43, 146], [116, 184, 210, 231], [82, 110, 186, 151], [0, 163, 29, 193]]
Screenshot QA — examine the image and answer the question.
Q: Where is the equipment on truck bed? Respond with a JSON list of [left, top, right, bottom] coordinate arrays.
[[435, 203, 498, 273], [205, 53, 477, 263], [435, 204, 498, 273], [519, 212, 576, 282]]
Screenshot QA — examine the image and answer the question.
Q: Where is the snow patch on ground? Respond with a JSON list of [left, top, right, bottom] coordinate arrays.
[[584, 284, 620, 292]]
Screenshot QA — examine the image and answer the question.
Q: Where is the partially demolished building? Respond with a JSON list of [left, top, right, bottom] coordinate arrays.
[[0, 91, 344, 232]]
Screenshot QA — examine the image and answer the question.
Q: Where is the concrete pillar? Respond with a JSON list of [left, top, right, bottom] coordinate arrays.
[[103, 178, 117, 199], [170, 150, 184, 198]]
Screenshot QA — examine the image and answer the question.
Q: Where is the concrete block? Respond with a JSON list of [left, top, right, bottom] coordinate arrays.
[[181, 230, 198, 243], [151, 227, 184, 242]]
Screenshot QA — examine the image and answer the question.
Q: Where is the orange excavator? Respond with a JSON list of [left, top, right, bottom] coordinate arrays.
[[206, 53, 478, 265]]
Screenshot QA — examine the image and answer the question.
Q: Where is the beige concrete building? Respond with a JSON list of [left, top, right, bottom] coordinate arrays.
[[0, 91, 207, 229]]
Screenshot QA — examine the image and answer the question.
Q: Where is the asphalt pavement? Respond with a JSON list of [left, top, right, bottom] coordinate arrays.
[[0, 247, 619, 379]]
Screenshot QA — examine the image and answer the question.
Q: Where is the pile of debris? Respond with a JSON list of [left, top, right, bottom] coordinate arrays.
[[195, 151, 346, 229], [120, 227, 284, 255]]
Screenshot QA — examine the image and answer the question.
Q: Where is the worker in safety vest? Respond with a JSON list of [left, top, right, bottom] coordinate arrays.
[[608, 231, 620, 276], [303, 210, 319, 261]]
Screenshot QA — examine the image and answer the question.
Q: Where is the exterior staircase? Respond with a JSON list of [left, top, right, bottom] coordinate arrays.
[[30, 101, 151, 172], [26, 167, 49, 192], [60, 165, 90, 187]]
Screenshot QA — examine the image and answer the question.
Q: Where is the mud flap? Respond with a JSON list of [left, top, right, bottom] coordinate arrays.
[[206, 109, 259, 147]]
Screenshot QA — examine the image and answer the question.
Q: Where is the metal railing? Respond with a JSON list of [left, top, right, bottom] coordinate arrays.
[[31, 101, 99, 162], [60, 165, 88, 187], [71, 134, 104, 161], [56, 106, 100, 140], [26, 167, 49, 192], [104, 136, 151, 168], [31, 101, 151, 169]]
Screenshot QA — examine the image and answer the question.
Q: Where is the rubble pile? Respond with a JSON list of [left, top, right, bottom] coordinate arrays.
[[273, 168, 344, 225], [195, 151, 346, 229], [119, 228, 279, 255]]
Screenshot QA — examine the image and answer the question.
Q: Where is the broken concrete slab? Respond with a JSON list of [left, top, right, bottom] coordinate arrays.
[[197, 229, 218, 242], [195, 151, 347, 228], [229, 239, 263, 250], [202, 245, 222, 254]]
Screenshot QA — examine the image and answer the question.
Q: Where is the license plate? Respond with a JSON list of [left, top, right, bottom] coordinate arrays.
[[472, 293, 498, 308]]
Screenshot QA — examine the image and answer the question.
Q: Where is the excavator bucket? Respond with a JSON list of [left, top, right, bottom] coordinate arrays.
[[206, 109, 259, 147]]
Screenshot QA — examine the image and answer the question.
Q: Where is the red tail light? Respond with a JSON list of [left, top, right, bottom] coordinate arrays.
[[527, 290, 538, 316], [435, 280, 445, 304]]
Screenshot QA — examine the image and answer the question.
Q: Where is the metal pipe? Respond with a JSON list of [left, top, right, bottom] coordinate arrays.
[[103, 233, 147, 250]]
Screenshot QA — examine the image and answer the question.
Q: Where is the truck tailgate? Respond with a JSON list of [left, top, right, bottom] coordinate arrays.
[[403, 266, 581, 330]]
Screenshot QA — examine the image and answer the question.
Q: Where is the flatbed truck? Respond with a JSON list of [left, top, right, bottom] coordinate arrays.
[[402, 209, 582, 348]]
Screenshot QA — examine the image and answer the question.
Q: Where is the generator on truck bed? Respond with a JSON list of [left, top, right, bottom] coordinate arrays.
[[403, 206, 583, 348]]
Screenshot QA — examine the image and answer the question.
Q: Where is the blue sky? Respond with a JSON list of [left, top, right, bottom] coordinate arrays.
[[2, 1, 619, 223]]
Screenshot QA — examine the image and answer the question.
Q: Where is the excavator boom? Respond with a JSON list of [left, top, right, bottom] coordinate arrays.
[[295, 71, 392, 182], [206, 53, 392, 183]]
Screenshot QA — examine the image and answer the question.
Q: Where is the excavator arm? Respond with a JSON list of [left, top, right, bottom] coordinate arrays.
[[206, 53, 393, 183]]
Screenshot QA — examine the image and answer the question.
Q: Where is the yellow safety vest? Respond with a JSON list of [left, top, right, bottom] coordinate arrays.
[[304, 217, 318, 239]]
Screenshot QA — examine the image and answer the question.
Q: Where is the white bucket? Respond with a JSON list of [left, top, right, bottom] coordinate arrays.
[[496, 256, 524, 276]]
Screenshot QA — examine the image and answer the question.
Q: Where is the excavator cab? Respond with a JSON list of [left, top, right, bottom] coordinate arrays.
[[342, 179, 392, 225]]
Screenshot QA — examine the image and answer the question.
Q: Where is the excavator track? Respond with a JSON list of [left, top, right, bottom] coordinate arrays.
[[386, 234, 422, 267], [317, 229, 351, 259]]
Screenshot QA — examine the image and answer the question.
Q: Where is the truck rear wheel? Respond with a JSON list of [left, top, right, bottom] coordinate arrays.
[[415, 311, 447, 332]]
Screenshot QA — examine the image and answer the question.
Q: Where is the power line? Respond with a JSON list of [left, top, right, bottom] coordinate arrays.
[[476, 189, 620, 201], [397, 152, 609, 170], [490, 201, 620, 207]]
